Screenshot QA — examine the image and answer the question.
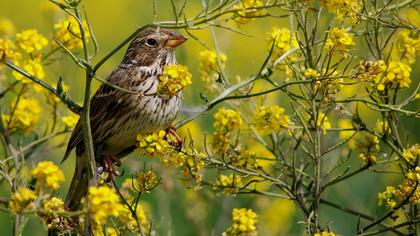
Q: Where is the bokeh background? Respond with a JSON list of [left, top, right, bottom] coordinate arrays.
[[0, 0, 419, 235]]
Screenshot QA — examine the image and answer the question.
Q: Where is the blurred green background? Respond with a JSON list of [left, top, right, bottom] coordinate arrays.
[[0, 0, 419, 235]]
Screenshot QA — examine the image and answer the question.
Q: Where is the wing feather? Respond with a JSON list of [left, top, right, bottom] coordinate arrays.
[[62, 66, 143, 161]]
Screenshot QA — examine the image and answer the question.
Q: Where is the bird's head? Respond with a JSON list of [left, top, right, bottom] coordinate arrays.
[[122, 27, 187, 67]]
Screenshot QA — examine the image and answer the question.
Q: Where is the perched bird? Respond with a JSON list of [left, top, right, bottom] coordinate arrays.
[[63, 28, 187, 210]]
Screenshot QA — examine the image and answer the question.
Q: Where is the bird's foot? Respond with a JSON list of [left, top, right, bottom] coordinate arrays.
[[100, 155, 124, 182], [166, 125, 182, 151]]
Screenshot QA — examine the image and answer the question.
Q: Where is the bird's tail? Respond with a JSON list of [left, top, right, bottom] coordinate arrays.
[[65, 153, 89, 211]]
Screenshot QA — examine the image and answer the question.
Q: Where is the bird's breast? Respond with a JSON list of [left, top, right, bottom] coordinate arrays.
[[101, 76, 181, 155]]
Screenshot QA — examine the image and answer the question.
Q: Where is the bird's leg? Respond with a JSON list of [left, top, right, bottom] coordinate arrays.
[[166, 125, 182, 150], [102, 155, 124, 183]]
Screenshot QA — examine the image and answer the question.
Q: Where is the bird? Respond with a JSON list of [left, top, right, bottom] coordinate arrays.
[[63, 27, 187, 210]]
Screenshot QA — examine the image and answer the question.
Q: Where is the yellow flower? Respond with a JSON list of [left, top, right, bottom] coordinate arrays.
[[0, 18, 15, 36], [325, 27, 354, 54], [402, 144, 419, 163], [233, 0, 265, 24], [212, 131, 231, 154], [105, 227, 118, 236], [85, 186, 124, 224], [319, 0, 361, 23], [199, 49, 227, 84], [213, 107, 243, 133], [15, 29, 48, 53], [133, 170, 159, 192], [53, 17, 90, 50], [43, 197, 64, 213], [378, 172, 420, 208], [379, 61, 412, 89], [317, 112, 331, 134], [0, 38, 21, 61], [304, 68, 320, 78], [314, 232, 337, 236], [354, 60, 386, 81], [137, 130, 170, 157], [253, 105, 290, 135], [1, 97, 41, 133], [12, 58, 46, 92], [223, 208, 258, 236], [118, 205, 148, 232], [232, 148, 258, 168], [171, 147, 205, 183], [32, 161, 65, 191], [9, 187, 37, 213], [354, 60, 411, 91], [158, 64, 192, 98], [267, 27, 298, 60], [61, 114, 79, 128], [214, 174, 243, 195], [397, 30, 420, 64]]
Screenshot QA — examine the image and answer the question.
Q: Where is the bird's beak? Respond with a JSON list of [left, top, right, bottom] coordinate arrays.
[[165, 32, 187, 48]]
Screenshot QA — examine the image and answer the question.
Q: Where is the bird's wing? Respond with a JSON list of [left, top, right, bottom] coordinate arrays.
[[62, 66, 141, 161], [62, 83, 119, 162]]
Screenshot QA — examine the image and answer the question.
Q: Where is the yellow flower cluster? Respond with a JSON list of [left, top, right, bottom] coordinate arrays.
[[314, 232, 337, 236], [319, 0, 361, 23], [397, 30, 420, 64], [199, 49, 227, 85], [267, 27, 298, 60], [118, 205, 148, 232], [378, 61, 411, 90], [233, 0, 265, 24], [325, 27, 354, 54], [214, 174, 243, 195], [12, 58, 45, 83], [0, 38, 21, 60], [32, 161, 65, 191], [137, 130, 170, 157], [158, 64, 192, 98], [61, 114, 79, 128], [172, 147, 205, 183], [231, 148, 258, 168], [137, 129, 205, 184], [9, 187, 37, 213], [357, 133, 379, 165], [317, 112, 331, 134], [223, 208, 258, 236], [354, 60, 412, 91], [0, 28, 49, 95], [378, 167, 420, 208], [15, 29, 48, 53], [214, 107, 243, 133], [212, 108, 243, 154], [304, 68, 320, 78], [402, 144, 419, 163], [1, 97, 41, 133], [133, 170, 159, 192], [85, 186, 124, 224], [354, 60, 386, 82], [252, 105, 290, 135], [44, 207, 71, 233], [43, 197, 65, 213], [53, 17, 90, 50]]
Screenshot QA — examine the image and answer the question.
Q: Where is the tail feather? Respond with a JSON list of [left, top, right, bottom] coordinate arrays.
[[65, 153, 89, 210]]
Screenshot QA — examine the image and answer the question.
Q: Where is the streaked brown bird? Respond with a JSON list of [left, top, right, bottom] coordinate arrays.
[[63, 28, 187, 210]]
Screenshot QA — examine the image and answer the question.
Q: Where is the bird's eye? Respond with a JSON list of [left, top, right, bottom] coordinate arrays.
[[146, 38, 158, 47]]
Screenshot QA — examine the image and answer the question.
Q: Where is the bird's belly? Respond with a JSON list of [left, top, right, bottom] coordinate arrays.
[[101, 94, 181, 155]]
